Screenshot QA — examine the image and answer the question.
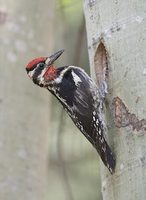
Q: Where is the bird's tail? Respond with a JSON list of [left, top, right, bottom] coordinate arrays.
[[96, 139, 116, 174]]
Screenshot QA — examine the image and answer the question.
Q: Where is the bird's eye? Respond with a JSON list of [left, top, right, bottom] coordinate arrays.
[[37, 63, 44, 68]]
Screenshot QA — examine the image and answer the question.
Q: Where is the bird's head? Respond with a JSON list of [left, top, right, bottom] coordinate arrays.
[[26, 49, 64, 87]]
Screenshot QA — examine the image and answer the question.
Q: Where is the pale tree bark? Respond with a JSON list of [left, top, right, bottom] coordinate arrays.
[[84, 0, 146, 200], [0, 0, 55, 200]]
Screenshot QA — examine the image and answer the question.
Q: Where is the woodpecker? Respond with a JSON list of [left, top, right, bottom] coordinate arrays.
[[26, 49, 116, 173]]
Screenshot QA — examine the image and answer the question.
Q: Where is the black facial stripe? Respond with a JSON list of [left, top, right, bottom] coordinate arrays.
[[33, 67, 43, 80], [33, 78, 39, 85], [26, 65, 36, 72], [32, 63, 44, 79]]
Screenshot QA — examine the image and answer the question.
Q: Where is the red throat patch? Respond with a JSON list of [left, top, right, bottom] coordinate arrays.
[[43, 66, 57, 81]]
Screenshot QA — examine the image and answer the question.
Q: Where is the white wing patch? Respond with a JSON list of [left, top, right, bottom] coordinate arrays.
[[71, 71, 82, 86]]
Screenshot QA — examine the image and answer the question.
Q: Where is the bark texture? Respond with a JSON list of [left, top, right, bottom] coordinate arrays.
[[84, 0, 146, 199], [0, 0, 54, 199]]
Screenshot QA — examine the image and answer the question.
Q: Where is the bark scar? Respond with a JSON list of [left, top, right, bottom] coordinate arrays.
[[112, 97, 146, 131]]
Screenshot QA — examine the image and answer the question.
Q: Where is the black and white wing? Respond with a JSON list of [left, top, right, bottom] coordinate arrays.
[[51, 66, 115, 173]]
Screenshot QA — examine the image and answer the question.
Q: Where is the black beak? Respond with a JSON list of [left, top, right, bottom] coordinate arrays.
[[45, 49, 64, 66]]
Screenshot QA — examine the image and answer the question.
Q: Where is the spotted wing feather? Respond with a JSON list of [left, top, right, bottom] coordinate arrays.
[[50, 66, 116, 173]]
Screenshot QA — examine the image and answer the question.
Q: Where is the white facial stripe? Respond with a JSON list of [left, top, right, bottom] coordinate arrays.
[[28, 65, 48, 84], [28, 70, 35, 79], [38, 67, 47, 77], [45, 57, 50, 65]]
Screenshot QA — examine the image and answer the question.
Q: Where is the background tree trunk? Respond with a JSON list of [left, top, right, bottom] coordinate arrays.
[[84, 0, 146, 199], [0, 0, 54, 199]]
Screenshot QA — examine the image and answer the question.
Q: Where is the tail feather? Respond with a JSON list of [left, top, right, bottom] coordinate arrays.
[[96, 140, 116, 174], [104, 143, 116, 173]]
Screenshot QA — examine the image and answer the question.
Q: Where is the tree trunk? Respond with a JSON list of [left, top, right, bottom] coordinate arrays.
[[0, 0, 54, 199], [84, 0, 146, 199]]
